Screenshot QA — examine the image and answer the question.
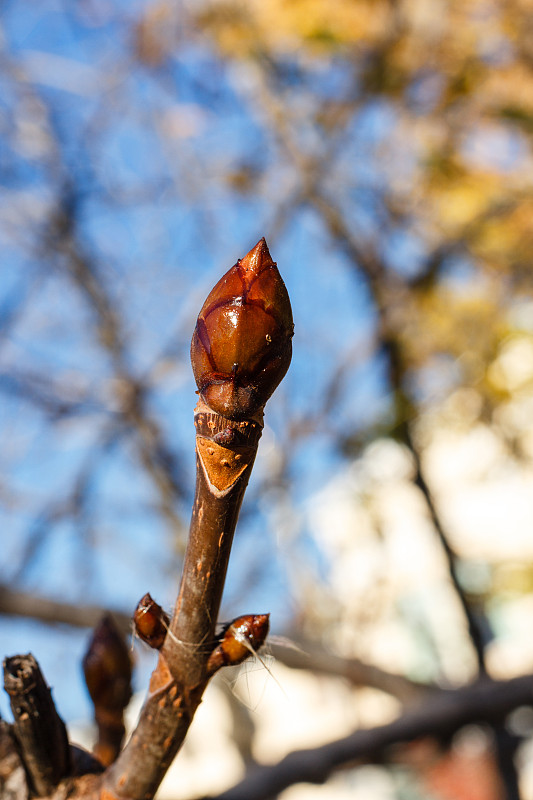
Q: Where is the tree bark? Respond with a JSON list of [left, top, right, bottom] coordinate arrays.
[[102, 401, 264, 800], [3, 655, 70, 797]]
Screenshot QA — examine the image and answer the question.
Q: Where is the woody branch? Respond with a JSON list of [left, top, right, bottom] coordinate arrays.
[[102, 237, 293, 800]]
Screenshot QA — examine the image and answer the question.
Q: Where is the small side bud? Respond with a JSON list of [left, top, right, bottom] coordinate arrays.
[[133, 593, 169, 650], [191, 238, 293, 420], [207, 613, 270, 675]]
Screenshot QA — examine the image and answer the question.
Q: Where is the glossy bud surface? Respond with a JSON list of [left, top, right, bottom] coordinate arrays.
[[133, 593, 169, 650], [191, 238, 293, 420], [207, 613, 270, 673]]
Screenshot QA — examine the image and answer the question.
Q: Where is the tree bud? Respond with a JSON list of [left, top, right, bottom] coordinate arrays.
[[191, 238, 293, 420], [82, 614, 132, 712], [133, 593, 169, 650], [206, 613, 270, 674]]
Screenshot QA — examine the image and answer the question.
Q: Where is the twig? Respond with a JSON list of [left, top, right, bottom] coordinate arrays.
[[290, 181, 520, 793], [0, 718, 28, 800], [203, 673, 533, 800], [0, 584, 131, 633], [0, 239, 292, 800], [47, 186, 186, 539], [269, 640, 431, 703], [303, 180, 491, 674], [102, 238, 293, 800], [398, 414, 488, 672], [102, 406, 265, 798]]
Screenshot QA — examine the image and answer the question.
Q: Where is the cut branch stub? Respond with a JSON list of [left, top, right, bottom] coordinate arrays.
[[191, 237, 294, 420], [3, 653, 70, 797]]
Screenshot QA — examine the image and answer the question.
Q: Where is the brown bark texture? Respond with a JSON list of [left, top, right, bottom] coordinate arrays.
[[3, 654, 70, 796]]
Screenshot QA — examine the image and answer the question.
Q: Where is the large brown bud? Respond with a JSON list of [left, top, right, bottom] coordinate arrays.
[[191, 238, 293, 420]]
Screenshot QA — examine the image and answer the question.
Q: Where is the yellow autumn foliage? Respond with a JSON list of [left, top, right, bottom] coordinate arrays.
[[472, 201, 533, 267], [431, 174, 503, 234], [400, 289, 507, 369], [196, 0, 392, 56]]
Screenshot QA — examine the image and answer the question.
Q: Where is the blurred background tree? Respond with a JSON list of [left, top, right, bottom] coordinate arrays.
[[1, 1, 533, 798]]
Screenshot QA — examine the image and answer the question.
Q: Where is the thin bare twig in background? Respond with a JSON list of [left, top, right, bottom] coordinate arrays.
[[204, 672, 533, 800]]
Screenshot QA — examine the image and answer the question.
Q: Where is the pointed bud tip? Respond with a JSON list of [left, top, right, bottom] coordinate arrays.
[[253, 613, 270, 633], [239, 237, 275, 276]]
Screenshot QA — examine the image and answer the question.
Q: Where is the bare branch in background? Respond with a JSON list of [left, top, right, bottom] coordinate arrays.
[[46, 187, 186, 540], [204, 673, 533, 800]]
